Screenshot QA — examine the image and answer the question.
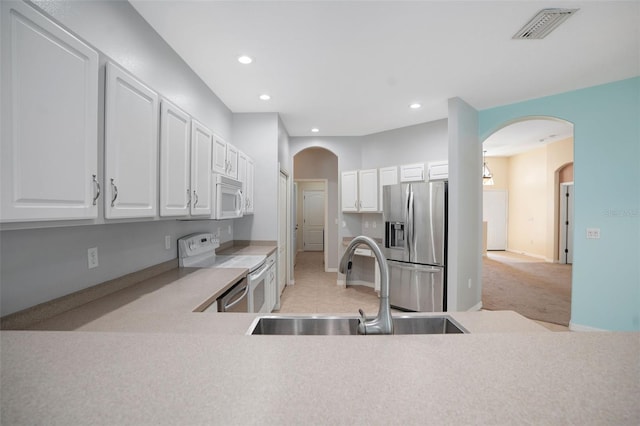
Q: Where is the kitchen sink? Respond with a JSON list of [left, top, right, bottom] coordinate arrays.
[[247, 315, 468, 335]]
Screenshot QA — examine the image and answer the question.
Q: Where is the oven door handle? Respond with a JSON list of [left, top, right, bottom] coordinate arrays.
[[250, 262, 269, 281], [223, 281, 249, 311]]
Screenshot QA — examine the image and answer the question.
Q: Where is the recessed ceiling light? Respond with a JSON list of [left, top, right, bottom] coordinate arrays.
[[311, 128, 319, 133], [237, 55, 253, 64], [409, 103, 422, 109], [259, 94, 271, 101]]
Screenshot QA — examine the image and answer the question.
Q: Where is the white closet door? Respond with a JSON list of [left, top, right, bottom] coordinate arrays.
[[190, 120, 213, 216], [1, 1, 99, 221], [105, 62, 159, 219], [160, 99, 191, 217]]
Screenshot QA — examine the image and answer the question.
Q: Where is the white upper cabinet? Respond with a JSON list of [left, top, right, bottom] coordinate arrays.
[[341, 170, 359, 212], [358, 169, 378, 212], [212, 137, 227, 175], [341, 169, 379, 212], [379, 166, 398, 211], [212, 135, 238, 178], [400, 163, 425, 182], [226, 143, 239, 179], [159, 99, 191, 217], [104, 62, 159, 219], [1, 1, 99, 222], [190, 120, 213, 216], [237, 152, 255, 215], [245, 157, 255, 215]]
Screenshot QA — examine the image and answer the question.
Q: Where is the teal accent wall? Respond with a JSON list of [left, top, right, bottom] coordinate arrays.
[[479, 77, 640, 331]]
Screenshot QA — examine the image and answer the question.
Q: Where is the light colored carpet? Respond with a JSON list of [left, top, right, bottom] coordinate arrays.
[[482, 252, 572, 326], [277, 251, 383, 315]]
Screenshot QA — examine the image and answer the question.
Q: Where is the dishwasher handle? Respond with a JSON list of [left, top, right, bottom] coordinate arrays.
[[222, 280, 249, 311]]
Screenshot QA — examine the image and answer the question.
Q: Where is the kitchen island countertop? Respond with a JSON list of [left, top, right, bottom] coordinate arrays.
[[3, 242, 638, 425]]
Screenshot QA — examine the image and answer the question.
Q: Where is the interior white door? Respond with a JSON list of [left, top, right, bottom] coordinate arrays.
[[303, 190, 325, 251], [559, 183, 574, 264], [159, 99, 191, 217], [482, 190, 508, 250], [105, 62, 159, 219], [190, 120, 213, 216], [278, 171, 288, 295], [1, 1, 99, 221]]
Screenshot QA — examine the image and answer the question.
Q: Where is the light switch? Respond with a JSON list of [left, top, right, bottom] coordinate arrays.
[[586, 228, 600, 239]]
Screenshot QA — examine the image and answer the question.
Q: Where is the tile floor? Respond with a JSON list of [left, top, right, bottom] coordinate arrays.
[[278, 251, 568, 331]]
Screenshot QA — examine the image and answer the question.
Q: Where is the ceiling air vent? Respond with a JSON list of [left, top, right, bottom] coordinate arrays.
[[513, 8, 579, 39]]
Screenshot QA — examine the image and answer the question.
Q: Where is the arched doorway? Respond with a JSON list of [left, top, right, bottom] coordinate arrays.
[[293, 147, 339, 271], [481, 117, 574, 327]]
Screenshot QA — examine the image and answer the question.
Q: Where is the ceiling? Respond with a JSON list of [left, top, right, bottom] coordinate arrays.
[[130, 1, 639, 139], [483, 118, 573, 157]]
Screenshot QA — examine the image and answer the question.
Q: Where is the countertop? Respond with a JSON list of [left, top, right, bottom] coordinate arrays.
[[3, 242, 639, 425]]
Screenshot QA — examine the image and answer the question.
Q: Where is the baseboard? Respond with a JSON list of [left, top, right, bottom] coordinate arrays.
[[505, 249, 549, 261], [467, 301, 483, 312], [345, 280, 374, 288], [326, 267, 337, 273], [336, 279, 345, 287], [569, 321, 607, 332], [287, 280, 295, 286]]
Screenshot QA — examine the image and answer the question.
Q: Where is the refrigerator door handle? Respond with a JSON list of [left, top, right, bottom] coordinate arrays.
[[387, 260, 440, 274], [406, 184, 414, 261]]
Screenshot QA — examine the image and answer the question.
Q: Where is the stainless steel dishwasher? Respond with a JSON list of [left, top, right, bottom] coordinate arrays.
[[211, 278, 249, 312]]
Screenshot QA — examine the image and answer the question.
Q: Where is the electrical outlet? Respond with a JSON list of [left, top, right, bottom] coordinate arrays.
[[468, 278, 472, 289], [586, 228, 600, 239], [364, 221, 369, 228], [216, 227, 221, 238], [165, 235, 171, 250], [227, 225, 232, 234], [342, 221, 346, 228], [87, 247, 99, 269], [372, 221, 377, 229]]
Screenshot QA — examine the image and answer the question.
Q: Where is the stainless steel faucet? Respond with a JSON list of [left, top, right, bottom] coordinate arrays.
[[339, 236, 393, 335]]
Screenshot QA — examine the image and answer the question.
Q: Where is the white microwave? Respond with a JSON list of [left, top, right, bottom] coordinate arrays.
[[213, 174, 244, 219]]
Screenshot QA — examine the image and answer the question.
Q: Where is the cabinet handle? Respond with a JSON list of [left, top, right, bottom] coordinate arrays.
[[186, 189, 191, 207], [193, 190, 199, 207], [110, 178, 118, 207], [92, 174, 100, 206]]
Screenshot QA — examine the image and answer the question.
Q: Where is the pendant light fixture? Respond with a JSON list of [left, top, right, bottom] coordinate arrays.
[[482, 150, 494, 186]]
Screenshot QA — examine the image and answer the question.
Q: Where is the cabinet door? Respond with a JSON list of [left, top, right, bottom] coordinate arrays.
[[245, 158, 255, 214], [341, 171, 359, 212], [1, 1, 99, 222], [379, 166, 398, 212], [400, 163, 425, 182], [237, 151, 248, 212], [358, 169, 378, 212], [226, 143, 239, 179], [105, 63, 159, 219], [190, 120, 213, 216], [212, 136, 227, 175], [159, 99, 191, 217]]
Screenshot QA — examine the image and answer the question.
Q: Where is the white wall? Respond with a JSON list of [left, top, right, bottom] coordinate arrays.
[[448, 97, 482, 311], [362, 119, 448, 169], [232, 113, 280, 241], [0, 0, 235, 316]]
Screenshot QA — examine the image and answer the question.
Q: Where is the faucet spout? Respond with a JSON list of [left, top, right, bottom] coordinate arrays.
[[339, 236, 393, 335]]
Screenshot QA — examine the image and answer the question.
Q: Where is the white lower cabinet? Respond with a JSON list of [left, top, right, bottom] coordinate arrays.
[[1, 0, 100, 222], [265, 253, 277, 312], [159, 99, 191, 217], [104, 62, 159, 219]]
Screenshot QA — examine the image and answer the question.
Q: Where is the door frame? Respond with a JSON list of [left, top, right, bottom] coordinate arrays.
[[559, 182, 574, 264], [295, 179, 329, 270], [278, 166, 292, 293]]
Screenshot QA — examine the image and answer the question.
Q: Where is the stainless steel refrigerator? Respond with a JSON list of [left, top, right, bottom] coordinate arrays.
[[383, 181, 447, 312]]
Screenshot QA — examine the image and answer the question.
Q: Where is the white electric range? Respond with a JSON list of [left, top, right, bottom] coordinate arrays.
[[178, 233, 270, 313]]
